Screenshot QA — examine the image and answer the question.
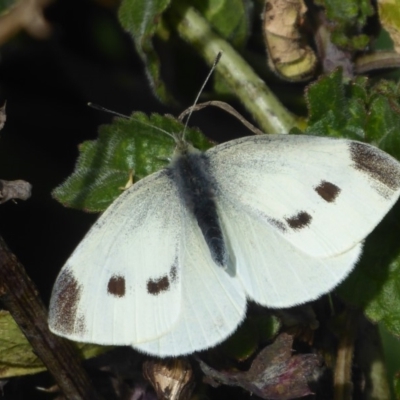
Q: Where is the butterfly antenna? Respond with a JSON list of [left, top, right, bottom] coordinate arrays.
[[88, 103, 130, 119], [88, 102, 176, 141], [182, 52, 222, 140]]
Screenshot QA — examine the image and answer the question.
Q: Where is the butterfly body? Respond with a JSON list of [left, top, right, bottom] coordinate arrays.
[[168, 144, 228, 268], [49, 134, 400, 356]]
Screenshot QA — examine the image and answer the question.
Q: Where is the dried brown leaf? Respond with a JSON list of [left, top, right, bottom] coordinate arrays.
[[0, 0, 53, 45], [143, 358, 194, 400], [0, 180, 32, 204], [263, 0, 317, 81], [199, 333, 322, 400]]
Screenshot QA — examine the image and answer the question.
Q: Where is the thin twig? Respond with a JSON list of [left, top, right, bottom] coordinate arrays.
[[333, 309, 358, 400], [178, 100, 265, 136]]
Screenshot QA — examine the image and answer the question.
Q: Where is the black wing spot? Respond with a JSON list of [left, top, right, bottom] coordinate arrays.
[[75, 315, 86, 335], [286, 211, 312, 230], [147, 275, 170, 295], [170, 265, 178, 283], [350, 142, 400, 193], [50, 269, 83, 335], [108, 275, 126, 298], [315, 181, 341, 203], [147, 263, 178, 296], [267, 217, 287, 232]]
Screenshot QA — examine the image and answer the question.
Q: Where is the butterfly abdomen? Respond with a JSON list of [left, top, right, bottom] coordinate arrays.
[[169, 149, 227, 268]]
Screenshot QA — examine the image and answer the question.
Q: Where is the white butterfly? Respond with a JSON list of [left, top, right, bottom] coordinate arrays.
[[48, 131, 400, 357]]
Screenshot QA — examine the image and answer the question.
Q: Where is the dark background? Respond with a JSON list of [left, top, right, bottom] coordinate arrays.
[[3, 1, 400, 399], [0, 0, 254, 397], [0, 0, 252, 299]]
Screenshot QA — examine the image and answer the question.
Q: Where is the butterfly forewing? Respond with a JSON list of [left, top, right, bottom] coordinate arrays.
[[208, 135, 400, 258], [133, 205, 247, 356], [49, 171, 183, 345], [49, 131, 400, 357]]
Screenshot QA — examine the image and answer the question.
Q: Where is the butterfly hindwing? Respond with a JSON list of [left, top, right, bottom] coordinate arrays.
[[208, 135, 400, 258], [49, 171, 183, 345], [218, 199, 362, 308], [49, 131, 400, 357], [134, 205, 247, 356]]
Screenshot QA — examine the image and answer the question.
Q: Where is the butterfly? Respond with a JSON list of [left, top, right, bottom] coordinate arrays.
[[48, 125, 400, 357]]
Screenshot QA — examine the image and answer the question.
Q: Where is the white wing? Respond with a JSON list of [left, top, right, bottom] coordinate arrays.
[[208, 135, 400, 258], [49, 171, 183, 345], [218, 199, 362, 308], [134, 205, 247, 357]]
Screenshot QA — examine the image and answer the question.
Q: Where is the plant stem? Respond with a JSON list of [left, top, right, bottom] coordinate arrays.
[[334, 309, 357, 400], [0, 236, 103, 400], [168, 3, 298, 134]]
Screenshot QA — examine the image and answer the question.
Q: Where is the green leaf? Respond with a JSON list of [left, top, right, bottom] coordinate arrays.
[[305, 70, 400, 154], [305, 69, 400, 340], [366, 96, 400, 156], [305, 69, 366, 140], [314, 0, 374, 50], [318, 0, 360, 22], [0, 311, 109, 378], [0, 311, 45, 377], [338, 204, 400, 337], [118, 0, 251, 102], [191, 0, 250, 48], [306, 69, 346, 129], [378, 0, 400, 54], [53, 113, 211, 212], [118, 0, 173, 103]]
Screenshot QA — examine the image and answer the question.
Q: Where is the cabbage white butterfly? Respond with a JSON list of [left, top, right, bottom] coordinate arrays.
[[48, 122, 400, 356], [48, 55, 400, 357]]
